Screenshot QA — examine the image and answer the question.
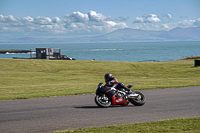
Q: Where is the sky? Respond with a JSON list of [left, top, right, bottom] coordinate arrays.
[[0, 0, 200, 38]]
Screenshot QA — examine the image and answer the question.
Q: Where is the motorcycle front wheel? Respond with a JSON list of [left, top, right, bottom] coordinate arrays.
[[129, 91, 146, 106], [95, 94, 111, 108]]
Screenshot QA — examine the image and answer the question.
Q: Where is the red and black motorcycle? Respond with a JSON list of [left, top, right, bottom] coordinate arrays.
[[95, 83, 146, 107]]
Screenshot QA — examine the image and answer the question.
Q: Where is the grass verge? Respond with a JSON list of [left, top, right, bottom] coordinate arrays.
[[0, 58, 200, 100], [54, 117, 200, 133]]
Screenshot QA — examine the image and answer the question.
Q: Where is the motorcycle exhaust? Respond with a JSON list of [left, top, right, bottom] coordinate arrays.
[[127, 93, 139, 99]]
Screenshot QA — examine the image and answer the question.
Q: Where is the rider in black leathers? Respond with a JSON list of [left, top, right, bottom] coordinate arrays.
[[104, 73, 132, 93]]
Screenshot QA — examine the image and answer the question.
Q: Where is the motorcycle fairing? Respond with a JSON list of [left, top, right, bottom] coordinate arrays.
[[96, 85, 109, 94], [112, 94, 129, 105], [96, 85, 116, 98]]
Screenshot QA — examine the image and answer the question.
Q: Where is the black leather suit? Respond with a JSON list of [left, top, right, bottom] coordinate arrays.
[[105, 77, 130, 92]]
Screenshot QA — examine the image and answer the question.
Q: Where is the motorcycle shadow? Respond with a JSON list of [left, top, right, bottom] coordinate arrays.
[[74, 105, 136, 109], [74, 106, 100, 109]]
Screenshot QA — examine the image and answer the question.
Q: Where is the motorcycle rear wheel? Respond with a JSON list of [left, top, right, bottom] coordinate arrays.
[[95, 94, 111, 108], [129, 91, 146, 106]]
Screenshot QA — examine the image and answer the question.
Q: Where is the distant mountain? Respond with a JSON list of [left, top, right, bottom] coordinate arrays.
[[90, 26, 200, 42], [89, 28, 166, 42], [1, 26, 200, 43], [157, 27, 200, 41]]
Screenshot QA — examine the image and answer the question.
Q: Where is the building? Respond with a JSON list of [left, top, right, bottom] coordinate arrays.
[[36, 48, 61, 59]]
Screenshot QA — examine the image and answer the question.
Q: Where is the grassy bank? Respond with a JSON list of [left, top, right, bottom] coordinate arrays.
[[0, 58, 200, 100], [54, 117, 200, 133], [176, 55, 200, 60]]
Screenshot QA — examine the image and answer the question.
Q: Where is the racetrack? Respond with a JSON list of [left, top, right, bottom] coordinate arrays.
[[0, 86, 200, 133]]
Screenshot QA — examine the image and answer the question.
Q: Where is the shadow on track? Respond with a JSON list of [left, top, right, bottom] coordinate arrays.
[[74, 105, 136, 109], [74, 106, 100, 109]]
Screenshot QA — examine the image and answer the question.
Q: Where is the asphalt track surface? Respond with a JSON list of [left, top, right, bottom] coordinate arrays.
[[0, 86, 200, 133]]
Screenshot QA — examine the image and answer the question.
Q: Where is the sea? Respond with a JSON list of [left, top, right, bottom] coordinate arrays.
[[0, 41, 200, 62]]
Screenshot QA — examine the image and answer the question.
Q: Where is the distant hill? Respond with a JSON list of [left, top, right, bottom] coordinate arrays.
[[1, 26, 200, 43], [90, 26, 200, 42], [157, 27, 200, 41]]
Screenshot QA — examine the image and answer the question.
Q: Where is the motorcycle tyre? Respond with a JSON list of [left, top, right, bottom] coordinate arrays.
[[95, 94, 111, 108], [129, 91, 146, 106]]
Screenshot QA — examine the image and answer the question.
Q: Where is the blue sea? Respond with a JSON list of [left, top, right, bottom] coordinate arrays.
[[0, 41, 200, 62]]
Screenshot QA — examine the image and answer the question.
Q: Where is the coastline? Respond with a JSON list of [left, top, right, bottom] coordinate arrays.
[[0, 49, 31, 54]]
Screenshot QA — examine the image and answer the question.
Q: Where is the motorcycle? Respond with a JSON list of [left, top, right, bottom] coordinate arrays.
[[95, 83, 146, 107]]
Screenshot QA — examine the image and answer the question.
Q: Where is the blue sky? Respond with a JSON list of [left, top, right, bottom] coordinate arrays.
[[0, 0, 200, 38]]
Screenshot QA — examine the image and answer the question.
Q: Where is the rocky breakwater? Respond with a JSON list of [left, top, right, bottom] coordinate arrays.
[[0, 49, 31, 54]]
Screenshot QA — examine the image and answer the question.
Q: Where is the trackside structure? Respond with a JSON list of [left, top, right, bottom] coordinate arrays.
[[36, 48, 61, 59]]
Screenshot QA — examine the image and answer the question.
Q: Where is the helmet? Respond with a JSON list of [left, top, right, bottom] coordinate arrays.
[[104, 73, 112, 82]]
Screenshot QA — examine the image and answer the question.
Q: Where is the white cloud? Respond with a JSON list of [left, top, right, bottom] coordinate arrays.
[[132, 17, 200, 31], [0, 15, 17, 22], [161, 14, 172, 19], [134, 17, 144, 23], [88, 11, 111, 22], [178, 19, 196, 28], [161, 24, 170, 29], [63, 11, 127, 34], [0, 11, 128, 36], [115, 16, 129, 22], [166, 14, 172, 19], [134, 14, 161, 23], [0, 12, 199, 38], [65, 11, 89, 22], [34, 16, 52, 25], [132, 13, 200, 31], [103, 21, 127, 32], [52, 17, 61, 23], [23, 16, 34, 23], [144, 14, 161, 23], [194, 18, 200, 26], [62, 10, 123, 34], [105, 21, 117, 27], [0, 14, 63, 34]]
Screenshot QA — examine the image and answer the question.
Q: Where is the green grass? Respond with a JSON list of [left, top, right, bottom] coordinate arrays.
[[0, 58, 200, 100], [54, 117, 200, 133]]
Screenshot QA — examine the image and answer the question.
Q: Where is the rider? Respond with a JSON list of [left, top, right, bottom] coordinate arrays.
[[104, 73, 132, 94]]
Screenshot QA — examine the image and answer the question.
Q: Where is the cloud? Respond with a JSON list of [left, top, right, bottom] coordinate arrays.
[[0, 15, 17, 22], [115, 16, 129, 22], [161, 14, 172, 19], [194, 18, 200, 26], [132, 13, 198, 31], [178, 20, 195, 27], [134, 17, 144, 23], [62, 11, 127, 34], [64, 10, 111, 23], [22, 16, 34, 23], [0, 14, 63, 34], [88, 11, 111, 22], [64, 11, 89, 22], [0, 11, 127, 37], [52, 17, 61, 23], [0, 11, 199, 38], [34, 16, 53, 25], [134, 13, 172, 24], [178, 18, 200, 27], [134, 14, 161, 23], [144, 14, 161, 23], [132, 17, 200, 31]]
